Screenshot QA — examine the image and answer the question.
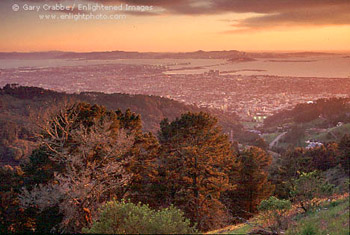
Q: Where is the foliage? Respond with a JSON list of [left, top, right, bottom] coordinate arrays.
[[321, 166, 349, 194], [235, 131, 268, 150], [264, 97, 350, 128], [225, 195, 349, 235], [258, 196, 292, 234], [299, 223, 319, 235], [283, 125, 305, 145], [271, 142, 343, 199], [258, 196, 292, 212], [0, 84, 242, 166], [285, 196, 349, 235], [117, 109, 160, 207], [306, 143, 338, 171], [83, 200, 198, 234], [338, 134, 350, 173], [2, 85, 348, 234], [226, 147, 274, 219], [290, 171, 335, 212], [279, 148, 311, 180], [282, 143, 340, 177], [19, 103, 134, 233], [0, 165, 36, 233], [157, 112, 237, 231]]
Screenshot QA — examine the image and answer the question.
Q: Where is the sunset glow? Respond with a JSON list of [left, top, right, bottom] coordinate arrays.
[[1, 0, 350, 52]]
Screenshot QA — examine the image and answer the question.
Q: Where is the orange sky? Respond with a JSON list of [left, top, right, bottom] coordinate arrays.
[[1, 0, 350, 52]]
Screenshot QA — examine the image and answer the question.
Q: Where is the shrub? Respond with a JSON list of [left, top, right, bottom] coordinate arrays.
[[258, 196, 292, 233], [290, 171, 335, 212], [300, 223, 319, 235], [83, 200, 198, 234]]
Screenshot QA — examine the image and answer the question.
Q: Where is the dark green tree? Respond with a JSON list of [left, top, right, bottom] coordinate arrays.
[[338, 134, 350, 173], [118, 109, 160, 207], [0, 166, 36, 233], [230, 147, 274, 218], [307, 143, 338, 171]]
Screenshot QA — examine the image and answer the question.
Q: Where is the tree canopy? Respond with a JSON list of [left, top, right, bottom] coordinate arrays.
[[157, 112, 237, 231]]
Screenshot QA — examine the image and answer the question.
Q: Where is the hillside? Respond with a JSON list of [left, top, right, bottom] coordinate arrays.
[[0, 84, 242, 165], [1, 85, 349, 234], [208, 194, 349, 235], [261, 98, 350, 151]]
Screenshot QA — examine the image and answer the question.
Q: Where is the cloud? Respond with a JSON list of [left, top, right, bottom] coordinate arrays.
[[225, 4, 350, 32], [18, 0, 350, 29], [168, 0, 350, 30]]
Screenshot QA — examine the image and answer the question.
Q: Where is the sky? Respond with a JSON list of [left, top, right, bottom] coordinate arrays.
[[1, 0, 350, 52]]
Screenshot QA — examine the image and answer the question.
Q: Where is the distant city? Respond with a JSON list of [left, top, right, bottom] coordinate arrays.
[[1, 60, 349, 121]]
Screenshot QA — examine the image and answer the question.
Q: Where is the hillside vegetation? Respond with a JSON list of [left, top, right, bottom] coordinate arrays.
[[0, 84, 243, 166], [0, 85, 348, 234], [262, 97, 350, 151], [1, 102, 276, 233], [210, 194, 349, 235]]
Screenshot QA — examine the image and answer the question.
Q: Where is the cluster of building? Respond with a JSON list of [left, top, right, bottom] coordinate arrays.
[[1, 64, 349, 121], [305, 140, 324, 149]]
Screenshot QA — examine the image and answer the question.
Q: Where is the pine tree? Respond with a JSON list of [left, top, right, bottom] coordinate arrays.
[[307, 143, 338, 171], [230, 147, 274, 218], [158, 112, 237, 231]]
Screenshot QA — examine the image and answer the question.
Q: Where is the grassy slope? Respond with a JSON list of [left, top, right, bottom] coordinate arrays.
[[301, 123, 350, 144], [208, 195, 349, 235], [286, 196, 349, 235], [269, 121, 350, 149]]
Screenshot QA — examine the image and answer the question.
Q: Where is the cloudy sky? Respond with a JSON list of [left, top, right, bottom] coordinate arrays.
[[1, 0, 349, 52]]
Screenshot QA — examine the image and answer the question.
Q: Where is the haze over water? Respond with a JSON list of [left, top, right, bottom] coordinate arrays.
[[1, 54, 349, 78]]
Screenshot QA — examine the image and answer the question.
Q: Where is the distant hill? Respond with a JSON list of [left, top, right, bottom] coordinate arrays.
[[0, 84, 242, 166], [249, 51, 336, 58], [0, 50, 248, 60], [0, 50, 337, 61]]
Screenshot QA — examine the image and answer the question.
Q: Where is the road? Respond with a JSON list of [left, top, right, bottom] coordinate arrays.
[[269, 132, 287, 149]]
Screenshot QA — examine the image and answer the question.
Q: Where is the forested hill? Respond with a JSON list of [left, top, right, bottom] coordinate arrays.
[[264, 97, 350, 128], [0, 84, 242, 165], [261, 97, 350, 151]]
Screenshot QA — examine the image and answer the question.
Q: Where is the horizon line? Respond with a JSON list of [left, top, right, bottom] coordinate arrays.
[[1, 49, 350, 54]]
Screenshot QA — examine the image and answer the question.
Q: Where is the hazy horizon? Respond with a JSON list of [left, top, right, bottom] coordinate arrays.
[[2, 49, 350, 54]]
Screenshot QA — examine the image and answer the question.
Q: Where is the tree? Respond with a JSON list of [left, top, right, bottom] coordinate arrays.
[[258, 196, 292, 234], [123, 131, 160, 207], [338, 134, 350, 173], [157, 112, 237, 231], [307, 143, 338, 171], [115, 109, 160, 207], [253, 137, 268, 151], [270, 141, 343, 200], [20, 103, 134, 233], [290, 171, 334, 212], [283, 125, 305, 145], [0, 166, 36, 233], [230, 147, 274, 218], [279, 148, 312, 179]]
